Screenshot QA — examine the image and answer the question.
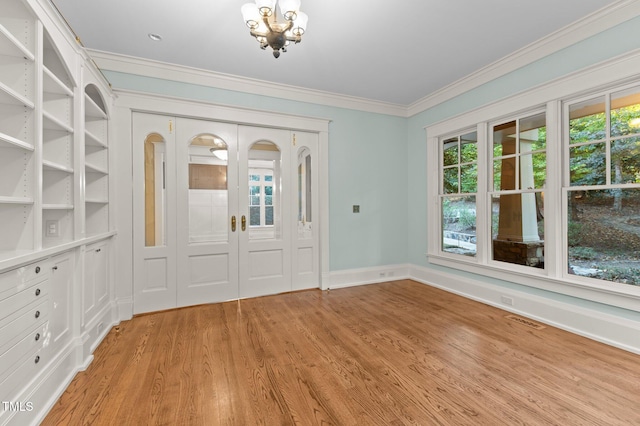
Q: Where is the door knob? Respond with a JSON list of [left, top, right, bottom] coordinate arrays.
[[231, 216, 237, 232], [241, 215, 246, 231]]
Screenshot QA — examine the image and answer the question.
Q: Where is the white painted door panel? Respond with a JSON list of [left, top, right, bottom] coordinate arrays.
[[176, 117, 239, 307], [238, 126, 292, 299], [132, 113, 178, 314]]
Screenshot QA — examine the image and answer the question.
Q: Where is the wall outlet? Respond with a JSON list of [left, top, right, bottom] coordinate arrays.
[[45, 220, 59, 237], [353, 205, 360, 213], [501, 295, 514, 306]]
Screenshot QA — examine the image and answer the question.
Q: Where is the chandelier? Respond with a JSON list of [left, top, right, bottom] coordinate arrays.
[[241, 0, 308, 58]]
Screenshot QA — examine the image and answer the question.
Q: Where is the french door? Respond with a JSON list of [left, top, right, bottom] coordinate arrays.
[[132, 113, 316, 314]]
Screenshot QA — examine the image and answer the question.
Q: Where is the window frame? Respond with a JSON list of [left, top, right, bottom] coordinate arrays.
[[425, 56, 640, 312]]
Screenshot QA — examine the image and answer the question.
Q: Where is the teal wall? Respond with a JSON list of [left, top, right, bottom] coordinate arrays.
[[104, 71, 408, 272], [102, 14, 640, 282]]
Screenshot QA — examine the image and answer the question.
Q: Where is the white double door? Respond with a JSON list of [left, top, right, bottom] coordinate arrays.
[[132, 113, 319, 314]]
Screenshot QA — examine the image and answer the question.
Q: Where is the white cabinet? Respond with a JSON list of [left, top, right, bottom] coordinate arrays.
[[0, 0, 115, 424], [48, 252, 74, 353], [83, 240, 109, 326]]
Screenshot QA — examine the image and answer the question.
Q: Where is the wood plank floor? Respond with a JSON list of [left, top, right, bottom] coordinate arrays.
[[42, 280, 640, 425]]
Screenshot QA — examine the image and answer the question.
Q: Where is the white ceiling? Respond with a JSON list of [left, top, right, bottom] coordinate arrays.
[[50, 0, 617, 106]]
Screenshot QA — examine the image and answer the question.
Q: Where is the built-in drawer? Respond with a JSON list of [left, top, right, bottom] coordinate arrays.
[[0, 298, 49, 355], [0, 260, 51, 301], [0, 279, 49, 323], [0, 320, 48, 383], [0, 345, 44, 405]]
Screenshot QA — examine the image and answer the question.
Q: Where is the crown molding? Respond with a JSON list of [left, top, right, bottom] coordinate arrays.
[[407, 0, 640, 117], [85, 0, 638, 119], [86, 50, 408, 117]]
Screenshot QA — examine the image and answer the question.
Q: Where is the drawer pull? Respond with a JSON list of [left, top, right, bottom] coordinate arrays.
[[35, 333, 40, 341], [35, 288, 41, 296], [96, 248, 101, 253], [52, 266, 58, 271], [35, 266, 41, 274], [35, 310, 40, 319], [34, 355, 40, 364]]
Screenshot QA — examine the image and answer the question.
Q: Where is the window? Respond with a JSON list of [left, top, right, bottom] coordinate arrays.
[[440, 131, 478, 256], [565, 85, 640, 286], [491, 112, 546, 268], [429, 79, 640, 295]]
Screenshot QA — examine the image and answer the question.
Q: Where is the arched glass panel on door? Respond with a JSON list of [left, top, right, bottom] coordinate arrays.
[[248, 141, 281, 240], [144, 133, 167, 247], [297, 147, 313, 239], [188, 134, 229, 243]]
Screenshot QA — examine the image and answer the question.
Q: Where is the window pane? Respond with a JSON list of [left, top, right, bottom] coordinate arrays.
[[250, 195, 260, 205], [568, 188, 640, 286], [443, 138, 458, 167], [491, 193, 545, 268], [520, 112, 546, 152], [249, 206, 260, 226], [442, 196, 476, 257], [265, 195, 273, 205], [443, 167, 458, 194], [570, 143, 606, 186], [250, 185, 261, 195], [265, 186, 273, 196], [265, 175, 273, 182], [611, 87, 640, 137], [460, 164, 477, 193], [460, 132, 477, 163], [187, 134, 229, 244], [250, 174, 260, 181], [520, 153, 546, 189], [493, 121, 516, 158], [611, 138, 640, 184], [569, 97, 606, 143], [144, 134, 166, 247], [265, 206, 274, 225]]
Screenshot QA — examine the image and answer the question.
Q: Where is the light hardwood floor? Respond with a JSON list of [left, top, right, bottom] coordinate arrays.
[[42, 280, 640, 425]]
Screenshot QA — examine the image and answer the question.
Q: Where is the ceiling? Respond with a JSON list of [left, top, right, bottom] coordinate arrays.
[[50, 0, 617, 106]]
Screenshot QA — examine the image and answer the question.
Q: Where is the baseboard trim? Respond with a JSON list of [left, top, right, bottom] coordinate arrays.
[[326, 264, 410, 290], [409, 264, 640, 355]]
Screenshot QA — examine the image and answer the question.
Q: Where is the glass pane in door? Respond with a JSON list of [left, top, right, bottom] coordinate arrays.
[[144, 133, 167, 247], [248, 141, 281, 240], [187, 134, 229, 243], [297, 147, 313, 239]]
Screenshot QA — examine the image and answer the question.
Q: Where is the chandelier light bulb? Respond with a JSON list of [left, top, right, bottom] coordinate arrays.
[[255, 0, 276, 16], [241, 3, 261, 29], [278, 0, 301, 20]]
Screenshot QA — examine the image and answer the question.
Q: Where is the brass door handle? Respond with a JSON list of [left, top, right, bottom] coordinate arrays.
[[241, 215, 246, 231], [231, 216, 236, 232]]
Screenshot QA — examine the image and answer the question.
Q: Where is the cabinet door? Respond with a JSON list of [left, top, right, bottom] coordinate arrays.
[[82, 241, 108, 325], [49, 252, 73, 351]]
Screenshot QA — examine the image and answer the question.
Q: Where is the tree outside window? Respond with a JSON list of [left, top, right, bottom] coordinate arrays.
[[566, 86, 640, 286]]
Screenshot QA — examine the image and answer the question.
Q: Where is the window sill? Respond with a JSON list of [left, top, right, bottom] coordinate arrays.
[[427, 252, 640, 313]]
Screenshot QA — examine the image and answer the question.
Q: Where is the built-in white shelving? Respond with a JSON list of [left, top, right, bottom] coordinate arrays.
[[42, 31, 75, 247], [0, 3, 114, 425], [0, 0, 36, 253], [84, 85, 109, 236]]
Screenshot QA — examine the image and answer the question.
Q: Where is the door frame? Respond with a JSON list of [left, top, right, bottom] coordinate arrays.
[[113, 91, 330, 318]]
